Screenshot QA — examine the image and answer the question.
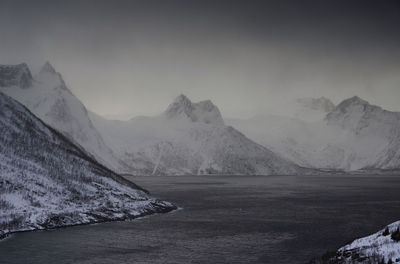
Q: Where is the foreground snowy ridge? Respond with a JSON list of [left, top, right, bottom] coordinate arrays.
[[311, 221, 400, 264], [0, 91, 176, 239]]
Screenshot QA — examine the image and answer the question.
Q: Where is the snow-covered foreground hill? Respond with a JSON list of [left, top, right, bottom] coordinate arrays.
[[90, 94, 306, 175], [0, 91, 176, 239], [228, 97, 400, 171], [311, 221, 400, 264]]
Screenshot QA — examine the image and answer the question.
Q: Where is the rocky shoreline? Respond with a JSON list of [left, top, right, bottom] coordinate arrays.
[[0, 200, 177, 241]]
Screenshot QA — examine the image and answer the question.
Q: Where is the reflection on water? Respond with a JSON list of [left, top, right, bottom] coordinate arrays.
[[1, 175, 400, 264]]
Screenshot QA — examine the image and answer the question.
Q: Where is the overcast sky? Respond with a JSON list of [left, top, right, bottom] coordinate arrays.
[[1, 0, 399, 119]]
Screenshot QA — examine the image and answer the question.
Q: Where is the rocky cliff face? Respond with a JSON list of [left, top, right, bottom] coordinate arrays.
[[0, 63, 33, 89]]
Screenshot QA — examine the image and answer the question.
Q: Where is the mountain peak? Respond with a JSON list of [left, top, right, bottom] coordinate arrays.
[[40, 61, 57, 74], [37, 61, 68, 90], [174, 94, 191, 103], [345, 96, 368, 104], [165, 94, 195, 119], [0, 63, 33, 89], [334, 96, 370, 112], [165, 95, 224, 125], [325, 96, 385, 132]]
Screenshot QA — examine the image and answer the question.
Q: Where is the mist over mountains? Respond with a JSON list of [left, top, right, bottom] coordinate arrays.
[[228, 96, 400, 171], [1, 62, 400, 174], [90, 94, 303, 175]]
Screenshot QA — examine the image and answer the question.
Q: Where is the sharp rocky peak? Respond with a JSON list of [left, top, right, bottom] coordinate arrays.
[[37, 61, 68, 90], [40, 61, 57, 74], [164, 94, 224, 125], [0, 63, 33, 89]]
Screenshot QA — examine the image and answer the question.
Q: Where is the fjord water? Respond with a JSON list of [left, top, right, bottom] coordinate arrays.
[[1, 175, 400, 264]]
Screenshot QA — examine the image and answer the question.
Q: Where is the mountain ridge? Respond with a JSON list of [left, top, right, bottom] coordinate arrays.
[[0, 90, 175, 239], [228, 96, 400, 171], [90, 94, 305, 176], [0, 63, 125, 172]]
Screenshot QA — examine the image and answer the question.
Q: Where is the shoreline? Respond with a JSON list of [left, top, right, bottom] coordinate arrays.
[[0, 202, 178, 242]]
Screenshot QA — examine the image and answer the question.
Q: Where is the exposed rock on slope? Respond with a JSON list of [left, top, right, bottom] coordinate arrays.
[[0, 91, 175, 239], [0, 63, 32, 89], [165, 94, 224, 125]]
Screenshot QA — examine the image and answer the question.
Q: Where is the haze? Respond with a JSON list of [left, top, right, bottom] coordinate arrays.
[[1, 0, 399, 119]]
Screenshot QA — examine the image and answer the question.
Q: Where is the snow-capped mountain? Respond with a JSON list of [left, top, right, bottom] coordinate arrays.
[[0, 63, 124, 171], [311, 221, 400, 263], [0, 91, 175, 239], [90, 94, 304, 175], [227, 96, 400, 171], [165, 94, 224, 125], [325, 96, 400, 170]]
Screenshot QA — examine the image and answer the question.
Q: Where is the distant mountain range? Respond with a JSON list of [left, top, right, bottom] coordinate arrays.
[[0, 90, 175, 238], [90, 94, 303, 175], [228, 96, 400, 171], [1, 62, 399, 174]]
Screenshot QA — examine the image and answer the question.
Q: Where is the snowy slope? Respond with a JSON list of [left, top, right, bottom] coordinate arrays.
[[0, 63, 124, 172], [0, 91, 175, 239], [311, 221, 400, 264], [325, 96, 400, 170], [227, 97, 400, 171], [226, 114, 347, 169], [90, 95, 304, 175]]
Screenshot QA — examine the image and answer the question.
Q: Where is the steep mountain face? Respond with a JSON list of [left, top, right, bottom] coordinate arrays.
[[0, 63, 123, 171], [311, 221, 400, 264], [0, 63, 33, 89], [90, 95, 303, 175], [0, 91, 175, 238], [227, 97, 400, 171], [325, 96, 400, 170]]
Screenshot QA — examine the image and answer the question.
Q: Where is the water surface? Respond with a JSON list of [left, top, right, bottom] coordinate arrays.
[[1, 175, 400, 264]]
